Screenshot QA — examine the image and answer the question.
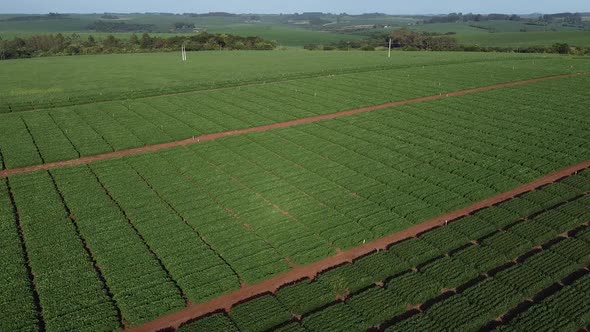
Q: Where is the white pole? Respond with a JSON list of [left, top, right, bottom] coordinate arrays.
[[388, 38, 392, 58]]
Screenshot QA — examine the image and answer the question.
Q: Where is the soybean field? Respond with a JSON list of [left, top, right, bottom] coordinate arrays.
[[0, 50, 589, 332]]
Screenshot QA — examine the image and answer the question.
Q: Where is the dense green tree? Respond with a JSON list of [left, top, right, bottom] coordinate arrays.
[[85, 35, 96, 47], [140, 33, 152, 49], [0, 32, 279, 59], [552, 43, 571, 54], [129, 33, 140, 46], [103, 35, 119, 49]]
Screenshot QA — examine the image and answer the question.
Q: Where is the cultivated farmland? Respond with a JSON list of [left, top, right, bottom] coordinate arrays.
[[176, 169, 590, 331], [0, 50, 589, 332]]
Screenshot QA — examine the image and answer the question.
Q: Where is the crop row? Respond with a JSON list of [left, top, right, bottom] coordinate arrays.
[[0, 178, 38, 331], [498, 271, 590, 331], [2, 84, 589, 330], [2, 52, 500, 113], [177, 170, 590, 331], [383, 226, 590, 331], [2, 93, 589, 329], [2, 157, 589, 330], [124, 154, 299, 282], [88, 160, 242, 303], [8, 172, 121, 331], [209, 103, 587, 230], [2, 56, 585, 114], [1, 63, 588, 169], [50, 166, 187, 326], [157, 145, 379, 251]]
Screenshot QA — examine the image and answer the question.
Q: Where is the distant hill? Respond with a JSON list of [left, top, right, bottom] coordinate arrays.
[[2, 13, 70, 21]]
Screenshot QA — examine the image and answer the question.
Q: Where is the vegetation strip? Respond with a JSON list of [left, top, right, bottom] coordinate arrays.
[[8, 56, 530, 114], [374, 224, 590, 331], [1, 72, 586, 179], [126, 161, 590, 332], [46, 171, 125, 329], [3, 177, 45, 331], [480, 268, 590, 331], [259, 200, 590, 332]]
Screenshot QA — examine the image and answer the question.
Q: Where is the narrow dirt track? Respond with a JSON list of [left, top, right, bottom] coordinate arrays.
[[0, 72, 586, 179], [127, 160, 590, 332]]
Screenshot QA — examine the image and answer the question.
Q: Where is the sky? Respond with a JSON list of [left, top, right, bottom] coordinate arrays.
[[0, 0, 588, 15]]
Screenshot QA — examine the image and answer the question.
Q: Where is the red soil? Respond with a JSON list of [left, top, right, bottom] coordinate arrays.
[[0, 72, 585, 179], [126, 160, 590, 332]]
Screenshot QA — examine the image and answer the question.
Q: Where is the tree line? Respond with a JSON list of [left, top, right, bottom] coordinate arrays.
[[305, 29, 590, 55], [424, 13, 521, 24], [424, 12, 587, 27], [88, 21, 157, 33], [539, 13, 584, 25], [0, 32, 278, 60]]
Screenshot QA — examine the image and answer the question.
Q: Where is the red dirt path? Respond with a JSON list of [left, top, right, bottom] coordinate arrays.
[[0, 72, 586, 179], [127, 160, 590, 332]]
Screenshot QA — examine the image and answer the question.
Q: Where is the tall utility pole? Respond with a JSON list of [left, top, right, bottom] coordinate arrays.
[[388, 38, 392, 58]]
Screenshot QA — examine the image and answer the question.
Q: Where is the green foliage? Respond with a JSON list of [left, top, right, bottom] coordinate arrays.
[[9, 172, 120, 331], [424, 13, 522, 24], [552, 42, 571, 54], [347, 286, 406, 326], [389, 28, 460, 51], [0, 32, 278, 59], [1, 51, 585, 113], [101, 171, 590, 329], [501, 274, 590, 331], [192, 171, 590, 328], [0, 115, 43, 168], [302, 302, 368, 331], [316, 263, 372, 296], [89, 20, 156, 33], [2, 50, 590, 330], [228, 294, 291, 332], [0, 179, 38, 331], [353, 250, 410, 282], [1, 13, 70, 22], [456, 30, 590, 48], [90, 159, 242, 302], [50, 166, 186, 325], [276, 280, 335, 315]]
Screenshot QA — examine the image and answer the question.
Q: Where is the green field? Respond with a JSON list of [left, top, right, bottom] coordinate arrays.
[[467, 20, 583, 32], [457, 31, 590, 48], [1, 52, 589, 168], [205, 25, 363, 47], [180, 170, 590, 331], [0, 50, 582, 112], [0, 13, 361, 47], [2, 13, 590, 49], [0, 48, 589, 331], [408, 21, 590, 47]]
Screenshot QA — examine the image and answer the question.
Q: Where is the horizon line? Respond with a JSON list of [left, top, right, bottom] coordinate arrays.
[[1, 11, 588, 16]]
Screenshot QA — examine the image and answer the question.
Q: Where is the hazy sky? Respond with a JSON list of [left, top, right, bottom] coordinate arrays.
[[0, 0, 588, 15]]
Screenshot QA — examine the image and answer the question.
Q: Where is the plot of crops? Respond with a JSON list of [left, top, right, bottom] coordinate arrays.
[[1, 56, 590, 332], [0, 51, 583, 113], [1, 57, 589, 169], [177, 169, 590, 331]]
